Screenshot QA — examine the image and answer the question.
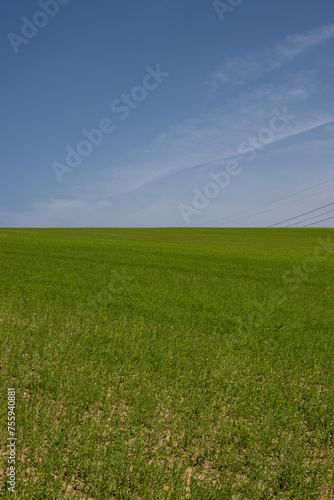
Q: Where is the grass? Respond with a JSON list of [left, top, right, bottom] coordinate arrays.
[[0, 227, 334, 498]]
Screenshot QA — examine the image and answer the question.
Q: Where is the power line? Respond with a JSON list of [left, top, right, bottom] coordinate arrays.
[[215, 186, 334, 227], [268, 202, 334, 228], [287, 209, 334, 227], [196, 178, 334, 227], [302, 215, 334, 228]]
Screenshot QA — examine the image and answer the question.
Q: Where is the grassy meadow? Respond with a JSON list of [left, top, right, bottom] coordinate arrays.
[[1, 228, 334, 499]]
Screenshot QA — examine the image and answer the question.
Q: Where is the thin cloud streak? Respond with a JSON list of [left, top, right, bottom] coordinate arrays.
[[109, 116, 334, 196], [207, 23, 334, 92]]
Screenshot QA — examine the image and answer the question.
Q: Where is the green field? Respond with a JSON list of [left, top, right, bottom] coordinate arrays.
[[1, 228, 334, 499]]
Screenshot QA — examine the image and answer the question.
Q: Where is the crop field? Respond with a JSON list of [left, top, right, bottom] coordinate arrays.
[[1, 228, 334, 499]]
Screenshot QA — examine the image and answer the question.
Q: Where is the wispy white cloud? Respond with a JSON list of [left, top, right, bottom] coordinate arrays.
[[207, 23, 334, 92], [0, 195, 179, 228], [91, 70, 330, 196], [0, 199, 113, 227], [3, 25, 334, 228], [272, 137, 334, 157]]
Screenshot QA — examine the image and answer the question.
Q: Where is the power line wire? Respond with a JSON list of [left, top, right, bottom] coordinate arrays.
[[302, 215, 334, 228], [287, 209, 334, 227], [268, 202, 334, 228], [215, 186, 334, 227], [196, 178, 334, 227]]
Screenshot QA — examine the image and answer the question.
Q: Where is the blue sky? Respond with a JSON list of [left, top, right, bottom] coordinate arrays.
[[1, 0, 334, 227]]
